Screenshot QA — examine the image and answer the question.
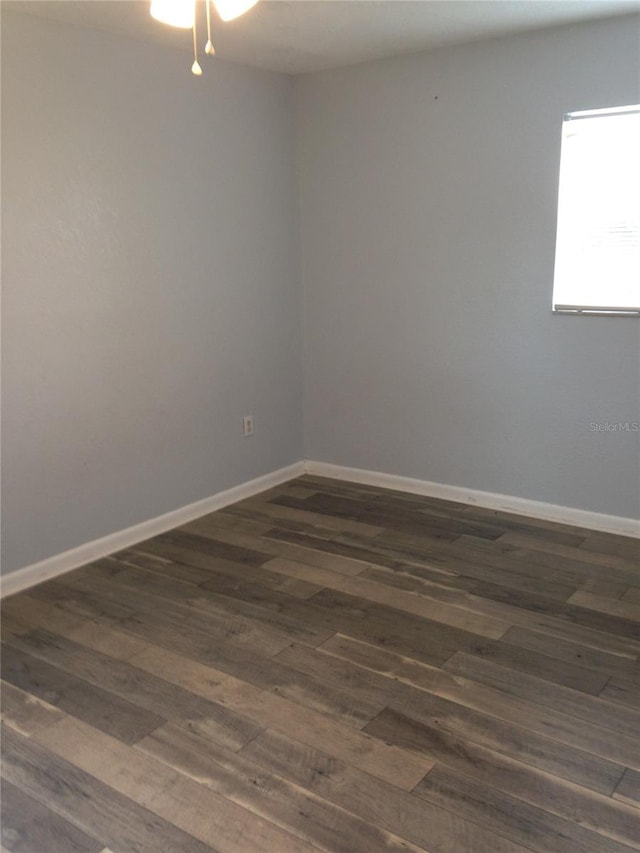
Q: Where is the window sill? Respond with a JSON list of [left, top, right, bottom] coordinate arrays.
[[552, 304, 640, 316]]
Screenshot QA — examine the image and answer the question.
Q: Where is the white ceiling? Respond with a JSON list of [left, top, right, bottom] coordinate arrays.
[[7, 0, 640, 74]]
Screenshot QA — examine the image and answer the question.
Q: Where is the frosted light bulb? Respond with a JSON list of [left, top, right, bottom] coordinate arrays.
[[150, 0, 194, 29], [213, 0, 259, 23]]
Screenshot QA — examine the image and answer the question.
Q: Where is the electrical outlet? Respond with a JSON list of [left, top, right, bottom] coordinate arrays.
[[243, 415, 254, 437]]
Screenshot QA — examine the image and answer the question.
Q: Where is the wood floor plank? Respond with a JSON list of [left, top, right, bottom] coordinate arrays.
[[2, 474, 637, 852], [115, 609, 384, 728], [63, 617, 149, 661], [579, 578, 631, 599], [4, 627, 265, 751], [183, 511, 274, 537], [295, 475, 587, 541], [385, 528, 637, 591], [2, 724, 214, 853], [414, 763, 637, 853], [35, 715, 320, 853], [348, 530, 584, 599], [106, 558, 332, 648], [600, 677, 640, 710], [231, 495, 385, 537], [495, 531, 634, 571], [180, 518, 380, 575], [257, 482, 318, 501], [297, 587, 480, 666], [1, 680, 64, 737], [1, 778, 104, 853], [364, 704, 623, 796], [513, 605, 640, 654], [124, 560, 500, 673], [293, 638, 636, 772], [123, 640, 435, 789], [502, 626, 640, 684], [24, 580, 138, 624], [137, 722, 427, 853], [261, 557, 511, 639], [239, 728, 537, 853], [465, 639, 611, 695], [175, 537, 640, 660], [62, 604, 378, 752], [568, 590, 640, 622], [268, 524, 437, 568], [361, 563, 640, 654], [279, 491, 507, 541], [357, 707, 640, 848], [153, 529, 272, 567], [215, 505, 347, 544], [266, 552, 640, 654], [456, 534, 640, 588], [361, 561, 572, 606], [1, 644, 166, 745], [83, 554, 318, 644], [614, 769, 640, 809], [314, 634, 640, 769], [448, 510, 590, 544], [0, 610, 31, 640], [622, 587, 640, 605], [59, 562, 309, 651], [25, 620, 267, 753], [117, 542, 324, 599], [275, 641, 405, 707], [580, 533, 640, 561], [443, 652, 640, 739], [110, 546, 212, 584], [1, 594, 88, 636], [398, 548, 580, 601], [307, 588, 616, 693]]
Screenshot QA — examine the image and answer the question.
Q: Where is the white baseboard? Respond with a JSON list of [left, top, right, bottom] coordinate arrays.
[[304, 460, 640, 539], [0, 462, 305, 599], [3, 457, 637, 599]]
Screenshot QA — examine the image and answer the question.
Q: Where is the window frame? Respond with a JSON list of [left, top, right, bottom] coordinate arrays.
[[551, 104, 640, 317]]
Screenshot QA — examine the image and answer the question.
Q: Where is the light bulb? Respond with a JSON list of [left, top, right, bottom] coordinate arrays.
[[191, 60, 203, 75], [150, 0, 195, 29], [212, 0, 259, 23]]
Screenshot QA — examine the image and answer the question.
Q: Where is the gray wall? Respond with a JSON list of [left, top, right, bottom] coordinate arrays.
[[297, 15, 640, 519], [3, 12, 639, 577], [1, 12, 303, 574]]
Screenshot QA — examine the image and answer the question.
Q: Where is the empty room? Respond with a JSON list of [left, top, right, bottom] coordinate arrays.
[[1, 0, 639, 850]]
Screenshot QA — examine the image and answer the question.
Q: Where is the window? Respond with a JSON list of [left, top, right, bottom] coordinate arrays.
[[552, 105, 640, 315]]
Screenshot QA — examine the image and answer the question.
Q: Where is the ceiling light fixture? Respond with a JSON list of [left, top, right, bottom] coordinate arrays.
[[150, 0, 260, 75]]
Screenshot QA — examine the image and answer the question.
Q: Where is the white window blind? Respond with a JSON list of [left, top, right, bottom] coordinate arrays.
[[552, 105, 640, 316]]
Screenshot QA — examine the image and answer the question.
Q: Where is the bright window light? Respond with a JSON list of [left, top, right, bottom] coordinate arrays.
[[552, 105, 640, 316]]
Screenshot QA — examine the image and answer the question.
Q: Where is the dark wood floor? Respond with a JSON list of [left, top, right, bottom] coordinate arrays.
[[2, 475, 640, 852]]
